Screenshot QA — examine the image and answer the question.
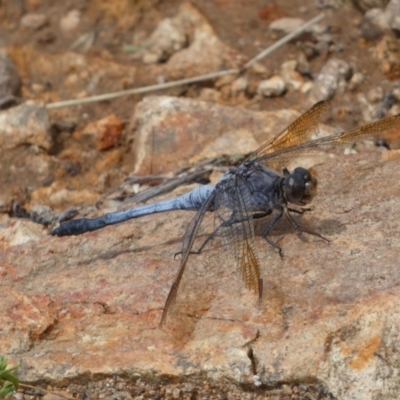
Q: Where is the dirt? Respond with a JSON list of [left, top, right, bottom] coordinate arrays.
[[1, 0, 398, 398], [1, 0, 394, 210]]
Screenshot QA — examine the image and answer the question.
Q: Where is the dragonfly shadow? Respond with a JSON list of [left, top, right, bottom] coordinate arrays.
[[71, 233, 218, 337], [160, 244, 227, 340], [74, 236, 183, 266], [253, 212, 346, 244]]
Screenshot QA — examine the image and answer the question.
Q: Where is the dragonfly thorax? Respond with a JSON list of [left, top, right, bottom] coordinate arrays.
[[282, 167, 317, 206]]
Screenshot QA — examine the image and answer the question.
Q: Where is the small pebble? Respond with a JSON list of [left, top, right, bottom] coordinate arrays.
[[269, 17, 305, 34], [60, 10, 81, 35], [231, 76, 248, 96], [387, 0, 400, 31], [257, 75, 286, 97], [20, 13, 47, 30], [367, 86, 384, 103], [348, 72, 365, 91]]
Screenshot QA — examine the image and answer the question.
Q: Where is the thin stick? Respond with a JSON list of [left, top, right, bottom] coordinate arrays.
[[119, 167, 213, 206], [46, 69, 238, 109], [46, 13, 325, 110], [241, 12, 326, 71]]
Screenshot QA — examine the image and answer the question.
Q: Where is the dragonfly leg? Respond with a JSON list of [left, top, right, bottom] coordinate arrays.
[[264, 236, 283, 258], [174, 212, 271, 259], [173, 220, 227, 259], [173, 233, 215, 259], [261, 209, 284, 258], [284, 207, 330, 243], [253, 211, 272, 220], [287, 206, 312, 215]]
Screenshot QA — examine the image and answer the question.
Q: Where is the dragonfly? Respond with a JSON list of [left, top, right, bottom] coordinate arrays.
[[50, 101, 400, 325]]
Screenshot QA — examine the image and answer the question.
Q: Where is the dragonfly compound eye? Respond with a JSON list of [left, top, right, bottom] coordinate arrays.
[[284, 167, 317, 205]]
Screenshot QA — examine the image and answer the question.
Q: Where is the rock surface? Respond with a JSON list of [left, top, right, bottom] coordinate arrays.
[[2, 149, 400, 399], [130, 96, 299, 175], [141, 2, 242, 81], [309, 58, 351, 104], [360, 8, 391, 40], [0, 101, 51, 150], [3, 0, 400, 398], [142, 18, 187, 64]]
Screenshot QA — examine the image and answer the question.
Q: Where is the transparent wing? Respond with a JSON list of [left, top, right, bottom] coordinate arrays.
[[247, 100, 331, 171], [214, 175, 261, 296], [254, 113, 400, 166], [160, 190, 216, 327]]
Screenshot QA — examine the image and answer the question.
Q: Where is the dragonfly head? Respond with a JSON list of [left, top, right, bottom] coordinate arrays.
[[283, 167, 317, 205]]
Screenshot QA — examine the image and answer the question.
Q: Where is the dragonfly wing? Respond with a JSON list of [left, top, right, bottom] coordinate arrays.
[[255, 113, 400, 166], [332, 114, 400, 144], [160, 189, 216, 326], [214, 174, 261, 296], [248, 100, 331, 170]]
